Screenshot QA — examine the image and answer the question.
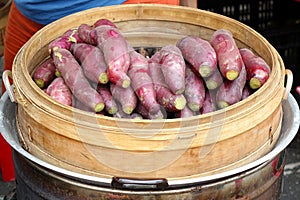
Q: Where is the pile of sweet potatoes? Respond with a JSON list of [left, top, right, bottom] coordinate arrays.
[[33, 18, 271, 119]]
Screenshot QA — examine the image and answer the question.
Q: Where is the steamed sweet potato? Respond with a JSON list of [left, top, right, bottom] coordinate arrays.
[[210, 29, 243, 81], [77, 24, 96, 45], [216, 62, 247, 109], [174, 106, 197, 118], [239, 48, 271, 89], [96, 84, 118, 115], [91, 25, 131, 88], [49, 28, 83, 55], [46, 77, 72, 106], [200, 90, 217, 114], [71, 43, 108, 84], [110, 83, 137, 115], [241, 84, 253, 100], [52, 48, 105, 112], [204, 67, 223, 90], [93, 18, 118, 28], [156, 45, 186, 94], [184, 64, 206, 112], [148, 56, 186, 112], [33, 58, 56, 89], [135, 102, 165, 120], [177, 36, 217, 78], [128, 50, 160, 114]]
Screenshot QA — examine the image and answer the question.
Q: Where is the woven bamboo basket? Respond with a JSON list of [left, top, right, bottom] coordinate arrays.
[[11, 4, 290, 180]]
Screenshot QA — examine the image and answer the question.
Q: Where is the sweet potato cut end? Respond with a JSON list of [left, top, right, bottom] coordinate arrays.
[[108, 106, 118, 115], [217, 100, 230, 109], [123, 106, 134, 115], [174, 96, 187, 110], [226, 70, 239, 81], [188, 103, 200, 112], [122, 79, 131, 88], [199, 66, 212, 78], [95, 103, 105, 113], [249, 78, 262, 89], [205, 80, 218, 90], [99, 73, 109, 84], [35, 79, 45, 88]]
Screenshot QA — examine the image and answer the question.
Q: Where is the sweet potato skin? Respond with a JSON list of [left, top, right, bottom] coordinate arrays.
[[128, 50, 160, 114], [148, 57, 186, 112], [93, 18, 118, 28], [184, 64, 206, 111], [239, 48, 271, 89], [92, 25, 131, 88], [210, 29, 243, 81], [96, 84, 118, 115], [135, 102, 165, 120], [157, 45, 186, 95], [46, 77, 72, 106], [216, 62, 247, 108], [77, 24, 96, 45], [177, 36, 217, 78], [110, 83, 137, 115], [200, 90, 217, 114], [174, 106, 197, 118], [52, 48, 104, 112], [33, 58, 56, 89], [204, 67, 223, 90], [71, 43, 108, 84], [49, 28, 83, 55]]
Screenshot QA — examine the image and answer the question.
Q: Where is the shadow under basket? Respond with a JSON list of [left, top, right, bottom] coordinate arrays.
[[10, 4, 289, 180]]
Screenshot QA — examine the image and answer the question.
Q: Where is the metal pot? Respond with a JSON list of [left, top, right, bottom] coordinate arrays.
[[0, 90, 299, 199]]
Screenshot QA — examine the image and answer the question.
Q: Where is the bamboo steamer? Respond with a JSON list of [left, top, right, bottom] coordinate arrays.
[[11, 4, 289, 180]]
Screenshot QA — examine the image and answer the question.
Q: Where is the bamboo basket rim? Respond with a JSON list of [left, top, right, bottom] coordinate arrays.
[[12, 4, 286, 127]]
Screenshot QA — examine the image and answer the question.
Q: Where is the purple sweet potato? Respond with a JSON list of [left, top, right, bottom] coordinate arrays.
[[239, 48, 271, 89], [241, 84, 253, 100], [200, 90, 217, 114], [216, 61, 247, 109], [177, 36, 217, 78], [148, 56, 186, 112], [156, 45, 186, 95], [49, 28, 83, 55], [174, 106, 197, 118], [113, 102, 144, 119], [93, 18, 118, 28], [33, 58, 56, 89], [91, 25, 131, 88], [204, 67, 223, 90], [77, 23, 96, 45], [73, 97, 95, 113], [110, 83, 137, 115], [128, 50, 160, 114], [210, 29, 243, 81], [71, 43, 108, 84], [96, 84, 118, 115], [135, 102, 165, 120], [52, 48, 105, 112], [46, 77, 72, 106], [184, 64, 206, 112]]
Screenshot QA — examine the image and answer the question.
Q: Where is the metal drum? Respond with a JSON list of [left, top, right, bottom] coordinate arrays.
[[1, 90, 299, 200]]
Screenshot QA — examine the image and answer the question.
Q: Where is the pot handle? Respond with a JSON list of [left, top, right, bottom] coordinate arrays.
[[283, 69, 293, 100], [111, 177, 169, 190], [2, 70, 15, 102]]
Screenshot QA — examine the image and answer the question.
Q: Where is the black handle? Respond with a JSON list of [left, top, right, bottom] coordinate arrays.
[[111, 177, 169, 190]]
